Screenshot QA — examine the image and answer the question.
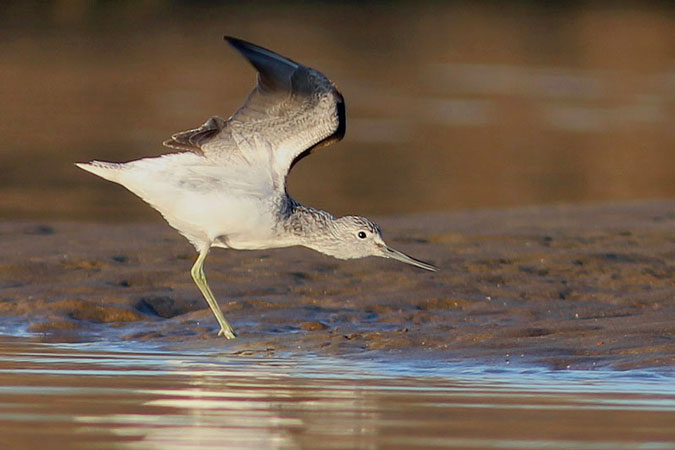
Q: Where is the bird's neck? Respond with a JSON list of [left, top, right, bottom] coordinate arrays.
[[278, 197, 336, 248]]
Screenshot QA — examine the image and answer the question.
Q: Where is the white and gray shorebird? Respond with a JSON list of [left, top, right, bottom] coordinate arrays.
[[77, 36, 437, 339]]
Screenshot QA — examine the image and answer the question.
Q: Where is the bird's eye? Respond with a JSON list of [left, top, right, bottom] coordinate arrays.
[[357, 231, 367, 239]]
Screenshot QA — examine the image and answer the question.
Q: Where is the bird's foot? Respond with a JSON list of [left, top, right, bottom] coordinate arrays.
[[218, 327, 237, 339]]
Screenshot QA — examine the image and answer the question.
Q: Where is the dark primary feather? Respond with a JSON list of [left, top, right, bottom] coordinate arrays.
[[162, 36, 346, 180], [225, 36, 299, 93]]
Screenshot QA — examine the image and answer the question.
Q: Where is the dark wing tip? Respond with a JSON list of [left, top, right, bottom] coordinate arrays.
[[224, 36, 292, 61], [223, 36, 346, 171], [223, 36, 299, 92], [223, 35, 249, 50]]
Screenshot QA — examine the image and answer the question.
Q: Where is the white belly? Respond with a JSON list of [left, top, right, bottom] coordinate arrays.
[[163, 192, 281, 248], [116, 153, 286, 251]]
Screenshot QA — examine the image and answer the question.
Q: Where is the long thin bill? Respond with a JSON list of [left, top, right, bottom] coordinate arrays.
[[382, 246, 438, 272]]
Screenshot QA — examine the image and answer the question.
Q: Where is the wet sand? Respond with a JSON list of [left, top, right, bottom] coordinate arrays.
[[1, 200, 673, 370]]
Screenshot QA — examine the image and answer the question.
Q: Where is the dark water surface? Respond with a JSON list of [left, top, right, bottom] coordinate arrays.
[[1, 338, 674, 450]]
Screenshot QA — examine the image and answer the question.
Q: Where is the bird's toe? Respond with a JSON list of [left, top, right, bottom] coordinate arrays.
[[218, 328, 237, 339]]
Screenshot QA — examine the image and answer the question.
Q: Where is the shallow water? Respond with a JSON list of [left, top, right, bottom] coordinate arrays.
[[1, 338, 673, 450]]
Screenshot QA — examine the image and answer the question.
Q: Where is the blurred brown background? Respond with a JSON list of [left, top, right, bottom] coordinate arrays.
[[1, 1, 673, 221]]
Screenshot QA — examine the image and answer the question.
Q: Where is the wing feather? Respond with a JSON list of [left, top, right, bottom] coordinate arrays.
[[162, 36, 346, 185], [163, 116, 226, 152]]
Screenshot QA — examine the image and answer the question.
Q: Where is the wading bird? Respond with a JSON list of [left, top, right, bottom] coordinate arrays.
[[77, 37, 437, 339]]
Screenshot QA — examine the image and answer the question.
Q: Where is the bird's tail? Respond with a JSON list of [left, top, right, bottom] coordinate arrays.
[[75, 161, 124, 183]]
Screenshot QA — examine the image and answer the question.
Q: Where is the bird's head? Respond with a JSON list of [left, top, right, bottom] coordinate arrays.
[[312, 215, 437, 271]]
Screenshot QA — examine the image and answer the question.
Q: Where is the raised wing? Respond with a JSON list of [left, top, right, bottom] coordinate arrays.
[[163, 36, 345, 183], [163, 116, 226, 152]]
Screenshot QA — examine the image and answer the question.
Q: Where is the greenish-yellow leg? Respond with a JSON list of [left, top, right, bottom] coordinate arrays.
[[190, 248, 236, 339]]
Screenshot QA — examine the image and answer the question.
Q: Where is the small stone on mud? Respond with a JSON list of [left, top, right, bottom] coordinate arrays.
[[300, 321, 328, 331]]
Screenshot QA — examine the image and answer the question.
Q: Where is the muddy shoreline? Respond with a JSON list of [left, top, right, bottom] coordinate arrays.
[[1, 200, 673, 370]]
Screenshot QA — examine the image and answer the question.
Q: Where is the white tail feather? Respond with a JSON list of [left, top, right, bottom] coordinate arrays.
[[75, 161, 124, 183]]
